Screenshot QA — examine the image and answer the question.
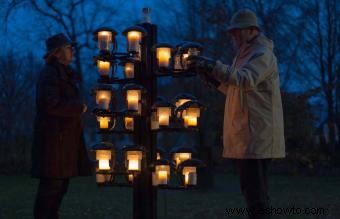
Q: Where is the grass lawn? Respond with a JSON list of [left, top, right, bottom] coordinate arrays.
[[0, 173, 339, 219]]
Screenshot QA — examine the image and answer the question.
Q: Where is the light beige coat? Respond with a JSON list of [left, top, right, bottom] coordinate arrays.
[[211, 34, 285, 159]]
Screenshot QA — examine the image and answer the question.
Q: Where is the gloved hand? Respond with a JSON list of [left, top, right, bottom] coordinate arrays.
[[186, 55, 220, 88], [186, 55, 216, 75]]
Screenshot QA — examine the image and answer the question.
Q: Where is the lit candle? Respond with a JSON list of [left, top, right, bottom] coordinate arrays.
[[124, 117, 134, 130], [183, 167, 197, 186], [157, 152, 161, 160], [98, 31, 112, 51], [157, 107, 171, 126], [127, 31, 142, 52], [127, 90, 140, 111], [183, 108, 200, 127], [97, 116, 110, 129], [187, 116, 197, 127], [97, 60, 111, 76], [157, 170, 168, 185], [157, 47, 171, 67], [128, 158, 139, 171], [96, 90, 111, 110], [96, 150, 111, 170], [124, 62, 134, 78], [99, 160, 110, 170]]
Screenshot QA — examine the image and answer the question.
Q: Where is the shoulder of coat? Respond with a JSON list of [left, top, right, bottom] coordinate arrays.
[[38, 64, 60, 81]]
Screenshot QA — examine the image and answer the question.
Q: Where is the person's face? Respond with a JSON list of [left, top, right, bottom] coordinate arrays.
[[229, 29, 250, 49], [56, 44, 74, 65]]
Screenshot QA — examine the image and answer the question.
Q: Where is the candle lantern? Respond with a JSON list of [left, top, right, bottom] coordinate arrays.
[[175, 100, 203, 128], [123, 84, 145, 114], [93, 28, 117, 52], [122, 145, 145, 173], [151, 99, 175, 128], [97, 59, 111, 77], [91, 142, 116, 184], [124, 116, 134, 131], [170, 146, 197, 167], [153, 43, 173, 70], [120, 58, 137, 79], [174, 93, 197, 118], [152, 159, 173, 186], [178, 159, 206, 187], [94, 110, 115, 130], [94, 84, 112, 110], [122, 26, 147, 60], [124, 62, 135, 79], [174, 42, 202, 71]]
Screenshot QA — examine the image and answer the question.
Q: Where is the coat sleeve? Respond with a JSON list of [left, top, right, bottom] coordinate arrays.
[[39, 68, 83, 117], [210, 49, 274, 90]]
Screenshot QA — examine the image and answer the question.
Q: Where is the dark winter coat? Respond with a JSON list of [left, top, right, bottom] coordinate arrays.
[[31, 59, 92, 178]]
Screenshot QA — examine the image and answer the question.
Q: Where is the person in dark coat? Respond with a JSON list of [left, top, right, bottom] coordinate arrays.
[[31, 33, 92, 219]]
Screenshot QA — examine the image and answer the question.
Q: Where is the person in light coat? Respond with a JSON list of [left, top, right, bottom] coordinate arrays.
[[187, 9, 285, 219]]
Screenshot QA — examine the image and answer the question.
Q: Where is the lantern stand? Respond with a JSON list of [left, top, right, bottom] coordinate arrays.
[[90, 8, 207, 219]]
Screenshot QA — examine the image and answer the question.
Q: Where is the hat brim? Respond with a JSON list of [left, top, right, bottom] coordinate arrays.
[[43, 41, 77, 59], [227, 23, 260, 32]]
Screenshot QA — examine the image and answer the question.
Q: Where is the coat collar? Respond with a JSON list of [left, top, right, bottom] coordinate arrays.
[[48, 60, 81, 84]]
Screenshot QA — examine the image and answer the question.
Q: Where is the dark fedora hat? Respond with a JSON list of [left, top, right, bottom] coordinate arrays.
[[43, 33, 77, 59]]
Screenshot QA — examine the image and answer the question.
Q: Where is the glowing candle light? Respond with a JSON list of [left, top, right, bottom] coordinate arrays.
[[127, 90, 140, 111], [183, 166, 197, 186], [98, 31, 112, 51], [157, 47, 171, 67], [124, 117, 134, 130], [97, 116, 110, 129], [127, 31, 142, 53], [96, 90, 111, 110], [124, 62, 134, 78], [157, 107, 171, 126]]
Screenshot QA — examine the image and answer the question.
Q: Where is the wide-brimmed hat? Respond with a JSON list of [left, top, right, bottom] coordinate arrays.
[[43, 33, 77, 59], [227, 9, 260, 31]]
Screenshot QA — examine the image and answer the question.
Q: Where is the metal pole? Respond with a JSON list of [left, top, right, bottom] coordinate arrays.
[[132, 21, 158, 219]]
